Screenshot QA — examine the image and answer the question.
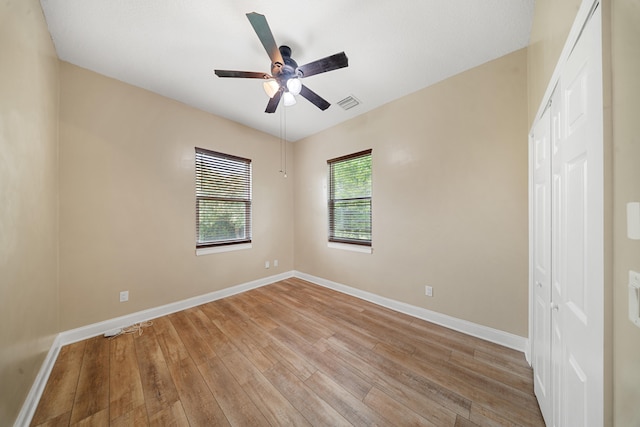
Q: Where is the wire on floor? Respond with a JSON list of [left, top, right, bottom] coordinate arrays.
[[106, 321, 153, 339]]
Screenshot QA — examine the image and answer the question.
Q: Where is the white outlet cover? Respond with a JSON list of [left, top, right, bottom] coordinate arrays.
[[630, 270, 640, 286], [120, 291, 129, 302], [627, 203, 640, 239]]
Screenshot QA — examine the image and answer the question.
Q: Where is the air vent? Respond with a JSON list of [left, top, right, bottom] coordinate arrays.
[[337, 95, 361, 110]]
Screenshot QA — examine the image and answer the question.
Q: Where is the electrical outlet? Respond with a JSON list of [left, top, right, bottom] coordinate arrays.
[[265, 261, 270, 269], [425, 286, 433, 297], [120, 291, 129, 302], [630, 270, 640, 286], [274, 259, 279, 267]]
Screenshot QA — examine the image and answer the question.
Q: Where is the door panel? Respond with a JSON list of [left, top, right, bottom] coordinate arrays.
[[531, 6, 603, 426], [553, 6, 604, 426], [565, 155, 588, 323], [565, 64, 588, 136], [531, 106, 552, 424], [550, 86, 563, 427], [551, 311, 562, 427], [566, 355, 588, 425]]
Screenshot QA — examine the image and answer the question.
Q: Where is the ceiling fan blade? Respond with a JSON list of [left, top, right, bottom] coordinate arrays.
[[300, 85, 330, 111], [214, 70, 270, 79], [246, 12, 285, 67], [297, 52, 348, 78], [265, 88, 283, 113]]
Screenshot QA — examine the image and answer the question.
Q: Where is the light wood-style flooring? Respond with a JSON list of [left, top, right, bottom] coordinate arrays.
[[31, 278, 544, 426]]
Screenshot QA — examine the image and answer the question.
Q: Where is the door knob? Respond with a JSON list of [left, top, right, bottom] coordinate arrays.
[[551, 303, 560, 311]]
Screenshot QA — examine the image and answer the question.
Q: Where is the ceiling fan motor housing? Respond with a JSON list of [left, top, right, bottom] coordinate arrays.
[[214, 13, 347, 113], [272, 45, 300, 85]]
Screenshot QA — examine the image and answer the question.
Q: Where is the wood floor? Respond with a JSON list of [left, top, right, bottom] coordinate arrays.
[[31, 278, 544, 426]]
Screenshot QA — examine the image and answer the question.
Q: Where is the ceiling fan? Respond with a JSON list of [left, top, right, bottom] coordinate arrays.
[[214, 12, 349, 113]]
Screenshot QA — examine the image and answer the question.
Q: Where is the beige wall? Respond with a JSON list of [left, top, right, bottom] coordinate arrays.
[[612, 0, 640, 424], [7, 0, 635, 424], [527, 0, 582, 125], [293, 49, 529, 337], [58, 63, 294, 330], [0, 0, 60, 425]]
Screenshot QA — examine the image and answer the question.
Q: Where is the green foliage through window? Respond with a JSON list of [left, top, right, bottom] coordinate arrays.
[[328, 150, 372, 245], [196, 148, 251, 247]]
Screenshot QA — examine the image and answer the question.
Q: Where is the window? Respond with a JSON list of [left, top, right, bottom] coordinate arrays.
[[328, 149, 372, 246], [195, 148, 251, 249]]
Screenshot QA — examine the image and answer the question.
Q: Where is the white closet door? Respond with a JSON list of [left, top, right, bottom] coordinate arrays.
[[531, 105, 552, 425], [530, 5, 604, 426], [550, 83, 563, 427], [552, 6, 604, 426]]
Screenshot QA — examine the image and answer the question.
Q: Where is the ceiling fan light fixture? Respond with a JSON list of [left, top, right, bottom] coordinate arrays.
[[215, 13, 348, 113], [286, 77, 302, 95], [263, 80, 280, 98], [283, 91, 297, 107]]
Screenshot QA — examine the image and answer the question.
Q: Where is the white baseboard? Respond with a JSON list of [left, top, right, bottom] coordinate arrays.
[[294, 270, 528, 352], [14, 335, 62, 427], [59, 270, 295, 345], [18, 269, 528, 426], [15, 271, 294, 427]]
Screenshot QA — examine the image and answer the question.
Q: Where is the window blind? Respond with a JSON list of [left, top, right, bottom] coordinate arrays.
[[328, 149, 372, 246], [195, 148, 252, 247]]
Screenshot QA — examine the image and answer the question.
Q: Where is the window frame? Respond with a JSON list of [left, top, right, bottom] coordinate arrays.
[[195, 147, 252, 250], [327, 149, 373, 248]]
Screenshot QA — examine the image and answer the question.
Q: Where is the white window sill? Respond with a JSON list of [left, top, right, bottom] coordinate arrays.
[[196, 243, 252, 256], [328, 242, 373, 254]]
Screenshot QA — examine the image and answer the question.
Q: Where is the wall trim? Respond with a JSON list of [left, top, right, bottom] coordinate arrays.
[[18, 268, 529, 426], [15, 271, 294, 427], [59, 271, 295, 346], [14, 335, 62, 427], [294, 270, 528, 352]]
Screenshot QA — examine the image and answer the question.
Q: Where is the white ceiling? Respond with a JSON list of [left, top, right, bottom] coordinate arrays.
[[40, 0, 534, 142]]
